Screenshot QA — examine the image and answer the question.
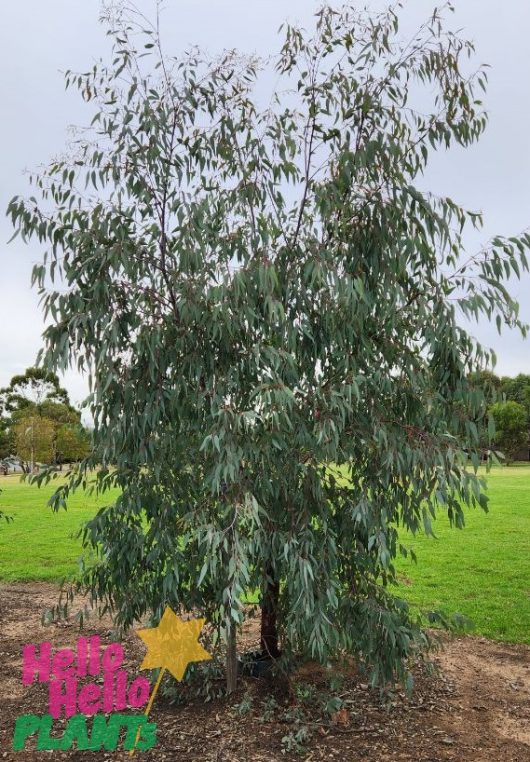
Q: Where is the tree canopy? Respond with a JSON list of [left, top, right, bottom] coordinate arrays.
[[13, 415, 55, 471], [0, 367, 69, 414], [468, 371, 530, 455], [7, 2, 530, 691], [489, 401, 528, 463], [499, 374, 530, 420], [0, 368, 88, 469]]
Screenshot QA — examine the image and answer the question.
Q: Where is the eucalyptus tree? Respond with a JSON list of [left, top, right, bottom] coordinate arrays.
[[8, 2, 529, 692], [0, 367, 70, 414]]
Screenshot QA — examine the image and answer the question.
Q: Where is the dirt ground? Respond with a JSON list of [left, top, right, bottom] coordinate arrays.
[[0, 584, 528, 761]]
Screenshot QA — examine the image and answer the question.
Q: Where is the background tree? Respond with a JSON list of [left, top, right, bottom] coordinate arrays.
[[468, 371, 530, 458], [466, 370, 502, 452], [0, 402, 11, 460], [500, 374, 530, 421], [489, 401, 528, 463], [468, 370, 502, 403], [0, 367, 86, 467], [0, 367, 69, 414], [55, 424, 91, 468], [13, 416, 55, 472], [8, 2, 530, 692], [0, 439, 9, 462], [36, 401, 83, 467]]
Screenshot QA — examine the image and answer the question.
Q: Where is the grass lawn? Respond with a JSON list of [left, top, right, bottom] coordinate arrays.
[[0, 474, 120, 582], [0, 466, 529, 644], [394, 464, 530, 645]]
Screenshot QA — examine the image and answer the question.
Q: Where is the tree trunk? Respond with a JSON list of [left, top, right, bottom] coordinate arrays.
[[225, 618, 238, 694], [260, 565, 281, 658]]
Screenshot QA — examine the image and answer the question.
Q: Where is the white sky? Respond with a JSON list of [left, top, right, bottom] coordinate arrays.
[[1, 0, 529, 410]]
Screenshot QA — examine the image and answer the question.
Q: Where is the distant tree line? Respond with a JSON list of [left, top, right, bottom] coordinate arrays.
[[0, 367, 90, 472], [468, 371, 530, 462]]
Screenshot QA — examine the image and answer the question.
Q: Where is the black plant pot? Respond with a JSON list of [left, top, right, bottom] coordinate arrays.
[[237, 650, 280, 678]]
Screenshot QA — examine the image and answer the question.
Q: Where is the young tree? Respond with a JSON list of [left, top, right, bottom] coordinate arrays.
[[489, 401, 528, 463], [7, 2, 530, 690]]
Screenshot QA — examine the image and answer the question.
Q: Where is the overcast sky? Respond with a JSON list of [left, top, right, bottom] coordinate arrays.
[[1, 0, 529, 409]]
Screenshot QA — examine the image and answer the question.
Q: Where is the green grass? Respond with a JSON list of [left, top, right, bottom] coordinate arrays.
[[0, 466, 529, 644], [0, 474, 120, 581], [394, 464, 530, 644]]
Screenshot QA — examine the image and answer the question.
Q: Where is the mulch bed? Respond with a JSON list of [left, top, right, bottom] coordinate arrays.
[[0, 583, 528, 761]]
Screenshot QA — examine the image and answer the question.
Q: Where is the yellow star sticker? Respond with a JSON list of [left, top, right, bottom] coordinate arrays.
[[137, 606, 211, 681], [130, 608, 212, 756]]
